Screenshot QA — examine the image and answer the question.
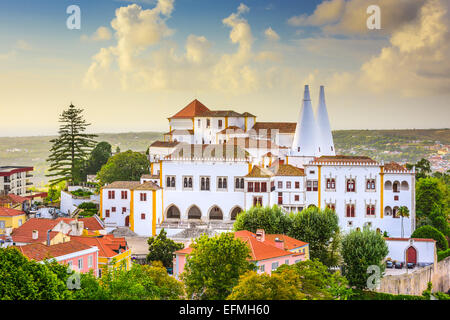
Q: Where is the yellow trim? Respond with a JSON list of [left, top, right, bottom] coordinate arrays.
[[269, 157, 272, 167], [225, 116, 228, 128], [248, 162, 252, 173], [152, 190, 156, 236], [150, 163, 154, 175], [192, 119, 195, 133], [380, 166, 384, 219], [130, 190, 134, 231], [99, 187, 103, 219], [318, 165, 322, 209], [245, 116, 248, 131], [160, 161, 164, 222], [286, 156, 289, 165]]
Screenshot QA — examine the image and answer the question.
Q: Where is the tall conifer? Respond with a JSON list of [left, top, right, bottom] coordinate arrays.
[[46, 104, 97, 185]]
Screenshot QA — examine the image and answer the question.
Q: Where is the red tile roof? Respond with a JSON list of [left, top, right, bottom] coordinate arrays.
[[150, 141, 181, 148], [16, 241, 94, 261], [312, 155, 378, 165], [78, 217, 104, 231], [234, 230, 293, 261], [168, 99, 210, 119], [384, 162, 408, 172], [6, 194, 29, 204], [0, 207, 25, 217], [175, 247, 192, 255], [265, 234, 308, 250], [272, 164, 305, 176], [251, 122, 297, 134], [11, 218, 62, 243], [385, 237, 436, 242], [71, 235, 128, 258]]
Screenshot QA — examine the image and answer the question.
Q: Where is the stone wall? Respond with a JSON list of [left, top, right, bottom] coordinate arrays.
[[377, 256, 450, 296]]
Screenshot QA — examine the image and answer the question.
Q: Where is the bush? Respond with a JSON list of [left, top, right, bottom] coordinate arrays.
[[437, 249, 450, 262], [71, 189, 93, 197], [411, 225, 448, 251], [233, 205, 291, 234], [349, 290, 425, 300]]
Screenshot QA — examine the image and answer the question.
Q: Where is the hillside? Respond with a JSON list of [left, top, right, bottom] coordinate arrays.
[[0, 129, 448, 187]]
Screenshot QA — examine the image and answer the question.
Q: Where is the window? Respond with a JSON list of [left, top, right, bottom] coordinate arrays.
[[294, 195, 300, 201], [18, 219, 22, 227], [122, 207, 127, 214], [271, 262, 279, 271], [286, 181, 291, 189], [111, 207, 116, 212], [366, 205, 376, 217], [295, 181, 300, 189], [197, 119, 201, 127], [166, 176, 176, 188], [326, 204, 336, 211], [255, 182, 260, 192], [105, 210, 110, 218], [313, 181, 318, 191], [121, 190, 127, 199], [140, 193, 147, 201], [88, 255, 93, 268], [78, 258, 83, 270], [218, 119, 223, 128], [309, 170, 315, 174], [260, 264, 265, 272], [346, 179, 356, 192], [201, 177, 210, 191], [235, 177, 244, 190], [253, 196, 263, 206], [346, 204, 355, 217], [248, 182, 254, 192], [141, 213, 146, 220], [366, 179, 376, 191], [108, 190, 115, 199], [278, 181, 283, 189], [0, 221, 5, 229], [261, 182, 267, 192], [206, 119, 210, 128], [326, 178, 336, 190], [217, 177, 227, 191], [285, 259, 289, 265], [183, 176, 193, 190], [278, 192, 283, 205], [393, 207, 399, 218], [306, 180, 312, 191]]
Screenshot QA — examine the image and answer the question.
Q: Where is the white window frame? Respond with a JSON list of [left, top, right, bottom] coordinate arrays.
[[217, 176, 228, 191]]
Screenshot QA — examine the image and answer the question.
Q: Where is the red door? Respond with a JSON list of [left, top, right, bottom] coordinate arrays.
[[406, 246, 417, 264], [125, 215, 130, 227]]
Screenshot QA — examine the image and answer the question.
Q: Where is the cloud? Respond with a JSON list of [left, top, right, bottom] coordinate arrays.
[[15, 40, 32, 51], [185, 35, 212, 64], [288, 0, 426, 35], [264, 27, 280, 41], [81, 26, 112, 42], [328, 0, 450, 96]]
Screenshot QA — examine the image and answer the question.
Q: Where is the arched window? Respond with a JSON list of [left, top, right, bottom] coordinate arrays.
[[218, 178, 222, 189], [401, 181, 409, 191], [240, 178, 244, 189], [206, 178, 210, 190], [166, 205, 181, 219], [230, 207, 243, 220], [188, 177, 192, 188], [235, 178, 240, 189], [201, 177, 205, 190], [184, 177, 188, 188], [188, 205, 202, 219], [171, 177, 175, 187], [223, 178, 227, 189], [166, 177, 171, 187], [346, 179, 355, 192]]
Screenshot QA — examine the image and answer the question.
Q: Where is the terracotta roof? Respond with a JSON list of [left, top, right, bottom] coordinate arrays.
[[164, 129, 194, 136], [312, 155, 378, 165], [245, 166, 273, 178], [198, 110, 243, 118], [169, 99, 210, 119], [218, 126, 245, 134], [272, 164, 305, 176], [265, 234, 308, 250], [175, 247, 192, 255], [251, 122, 297, 135], [102, 181, 141, 189], [78, 217, 104, 231], [0, 207, 25, 217], [11, 218, 62, 243], [71, 235, 128, 258], [234, 230, 293, 261], [241, 112, 256, 117], [134, 181, 161, 191], [141, 174, 160, 180], [384, 162, 408, 172], [150, 140, 180, 148], [6, 194, 29, 204], [167, 144, 249, 160], [16, 241, 94, 262], [385, 237, 436, 242]]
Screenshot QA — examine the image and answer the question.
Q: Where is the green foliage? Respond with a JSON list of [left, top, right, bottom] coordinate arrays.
[[71, 189, 94, 197], [97, 150, 150, 185], [227, 269, 305, 300], [233, 205, 291, 234], [288, 207, 341, 267], [437, 248, 450, 262], [147, 228, 184, 269], [350, 290, 425, 300], [406, 158, 432, 179], [86, 142, 112, 175], [277, 259, 351, 300], [0, 247, 71, 300], [341, 227, 388, 290], [422, 282, 450, 300], [182, 233, 254, 300], [411, 225, 448, 251], [46, 104, 97, 186]]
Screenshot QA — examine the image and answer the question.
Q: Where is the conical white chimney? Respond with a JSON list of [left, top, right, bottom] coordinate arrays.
[[315, 85, 335, 156]]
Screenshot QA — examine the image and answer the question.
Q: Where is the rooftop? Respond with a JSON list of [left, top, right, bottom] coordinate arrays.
[[16, 241, 94, 262], [0, 207, 25, 217], [168, 99, 210, 119], [71, 234, 128, 258]]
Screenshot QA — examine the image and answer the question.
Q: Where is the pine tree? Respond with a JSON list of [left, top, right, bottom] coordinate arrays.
[[46, 104, 97, 185]]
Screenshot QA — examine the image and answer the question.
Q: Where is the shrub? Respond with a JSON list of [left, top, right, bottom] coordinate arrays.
[[437, 249, 450, 262], [411, 225, 448, 251]]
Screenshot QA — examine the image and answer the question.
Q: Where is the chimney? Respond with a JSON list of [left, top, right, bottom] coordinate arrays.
[[316, 85, 335, 156], [32, 230, 38, 240], [274, 237, 284, 250], [47, 230, 51, 246], [255, 229, 265, 242]]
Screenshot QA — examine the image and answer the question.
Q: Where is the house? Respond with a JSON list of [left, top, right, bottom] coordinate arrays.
[[0, 207, 26, 236], [71, 234, 132, 275], [385, 238, 437, 267], [0, 166, 34, 196], [172, 229, 309, 278], [15, 240, 99, 276]]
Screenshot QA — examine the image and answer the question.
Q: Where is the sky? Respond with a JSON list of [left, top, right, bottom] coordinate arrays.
[[0, 0, 449, 136]]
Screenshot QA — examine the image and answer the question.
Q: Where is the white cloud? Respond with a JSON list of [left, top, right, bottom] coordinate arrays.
[[264, 27, 280, 41], [81, 26, 112, 42]]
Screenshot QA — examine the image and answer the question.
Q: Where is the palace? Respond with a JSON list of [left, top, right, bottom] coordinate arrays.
[[100, 85, 416, 238]]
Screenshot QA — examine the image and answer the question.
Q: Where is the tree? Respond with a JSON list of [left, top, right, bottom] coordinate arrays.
[[46, 104, 97, 185], [406, 158, 431, 179], [398, 206, 410, 238], [97, 150, 150, 185], [277, 259, 351, 300], [341, 227, 388, 290], [182, 233, 253, 300], [86, 141, 112, 175], [288, 207, 340, 267], [147, 228, 184, 269], [227, 269, 305, 300], [0, 247, 71, 300], [233, 205, 292, 234], [411, 225, 448, 251]]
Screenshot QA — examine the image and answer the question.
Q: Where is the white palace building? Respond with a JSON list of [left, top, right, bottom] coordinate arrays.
[[100, 85, 416, 239]]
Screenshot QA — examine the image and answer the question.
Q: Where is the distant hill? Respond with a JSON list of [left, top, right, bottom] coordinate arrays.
[[0, 129, 448, 187]]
